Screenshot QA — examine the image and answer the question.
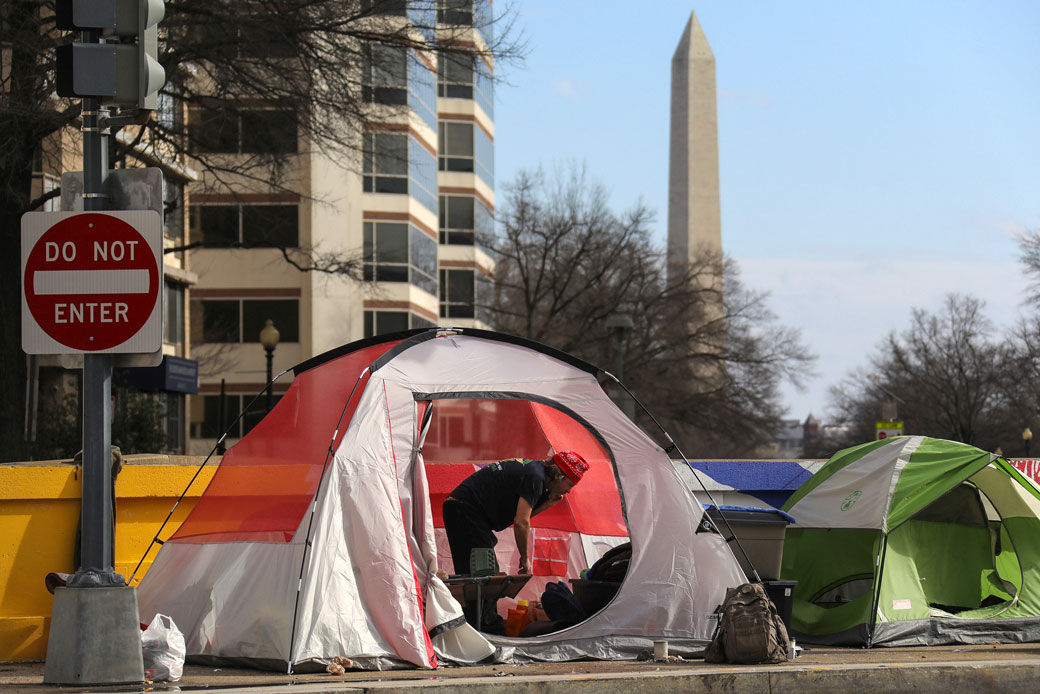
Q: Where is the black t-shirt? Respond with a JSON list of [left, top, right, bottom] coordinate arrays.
[[449, 458, 550, 531]]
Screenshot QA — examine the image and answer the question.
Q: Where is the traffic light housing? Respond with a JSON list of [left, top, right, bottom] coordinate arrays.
[[55, 0, 166, 109]]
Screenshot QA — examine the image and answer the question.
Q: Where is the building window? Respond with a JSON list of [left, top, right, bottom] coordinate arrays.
[[237, 22, 297, 59], [439, 195, 474, 245], [241, 300, 298, 343], [199, 300, 238, 342], [190, 204, 299, 247], [438, 52, 473, 99], [364, 221, 408, 282], [440, 269, 475, 319], [163, 178, 184, 244], [156, 91, 176, 129], [190, 106, 298, 155], [191, 393, 283, 439], [438, 0, 473, 25], [438, 122, 473, 172], [409, 226, 439, 295], [363, 132, 409, 194], [165, 282, 184, 345], [439, 194, 492, 246], [192, 299, 300, 344], [364, 311, 435, 338], [362, 0, 408, 16], [363, 44, 408, 105], [39, 173, 61, 212], [240, 110, 298, 154], [363, 222, 438, 295], [197, 21, 296, 60]]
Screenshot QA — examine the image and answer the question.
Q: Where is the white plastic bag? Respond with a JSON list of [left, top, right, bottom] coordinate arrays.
[[141, 613, 186, 682]]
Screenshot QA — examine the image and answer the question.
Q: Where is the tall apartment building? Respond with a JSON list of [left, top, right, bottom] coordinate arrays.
[[186, 2, 495, 452]]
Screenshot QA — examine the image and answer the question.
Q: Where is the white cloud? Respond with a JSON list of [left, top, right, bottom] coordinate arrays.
[[551, 77, 587, 103], [737, 257, 1031, 420]]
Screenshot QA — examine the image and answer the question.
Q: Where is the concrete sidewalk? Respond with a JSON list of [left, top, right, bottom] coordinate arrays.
[[4, 644, 1040, 694]]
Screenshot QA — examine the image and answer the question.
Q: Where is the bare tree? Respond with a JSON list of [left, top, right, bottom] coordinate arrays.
[[1017, 228, 1040, 307], [1000, 230, 1040, 453], [998, 314, 1040, 456], [827, 294, 1019, 453], [0, 0, 521, 460], [486, 167, 815, 457]]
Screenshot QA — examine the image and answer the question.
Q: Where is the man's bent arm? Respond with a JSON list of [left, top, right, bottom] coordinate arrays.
[[533, 494, 564, 517], [513, 497, 534, 574]]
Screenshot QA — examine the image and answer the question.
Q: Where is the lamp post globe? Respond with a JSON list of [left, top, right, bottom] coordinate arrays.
[[260, 319, 280, 413], [1023, 427, 1033, 457]]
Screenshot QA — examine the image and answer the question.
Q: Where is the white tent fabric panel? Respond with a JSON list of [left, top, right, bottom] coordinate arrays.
[[424, 576, 494, 663], [408, 415, 442, 579], [384, 383, 441, 580], [555, 372, 743, 641], [292, 382, 434, 668], [786, 437, 922, 530], [380, 337, 587, 389], [971, 464, 1040, 519], [137, 541, 304, 662]]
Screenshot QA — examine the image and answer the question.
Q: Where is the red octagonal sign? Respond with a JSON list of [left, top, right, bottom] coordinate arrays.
[[22, 211, 162, 354]]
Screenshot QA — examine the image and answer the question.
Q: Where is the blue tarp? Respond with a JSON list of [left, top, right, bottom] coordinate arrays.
[[687, 460, 816, 509], [703, 504, 797, 525]]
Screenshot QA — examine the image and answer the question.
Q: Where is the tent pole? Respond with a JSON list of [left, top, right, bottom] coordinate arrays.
[[601, 370, 763, 582], [866, 533, 888, 648], [285, 368, 370, 674], [127, 438, 223, 584]]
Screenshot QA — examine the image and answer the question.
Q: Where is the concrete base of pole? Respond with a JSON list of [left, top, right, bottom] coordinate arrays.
[[43, 586, 144, 685]]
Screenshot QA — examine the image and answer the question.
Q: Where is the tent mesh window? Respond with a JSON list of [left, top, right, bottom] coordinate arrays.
[[420, 397, 628, 576]]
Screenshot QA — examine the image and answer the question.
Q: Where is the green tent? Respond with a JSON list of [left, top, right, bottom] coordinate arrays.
[[780, 436, 1040, 646]]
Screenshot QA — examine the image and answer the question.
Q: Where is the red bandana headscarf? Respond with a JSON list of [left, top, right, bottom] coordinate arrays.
[[552, 450, 590, 484]]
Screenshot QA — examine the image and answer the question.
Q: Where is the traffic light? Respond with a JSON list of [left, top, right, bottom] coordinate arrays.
[[55, 0, 166, 109]]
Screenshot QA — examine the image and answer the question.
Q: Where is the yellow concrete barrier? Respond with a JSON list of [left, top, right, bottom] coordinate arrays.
[[0, 455, 217, 662]]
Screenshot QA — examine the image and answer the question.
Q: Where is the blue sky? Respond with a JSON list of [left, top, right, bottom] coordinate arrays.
[[492, 1, 1040, 420]]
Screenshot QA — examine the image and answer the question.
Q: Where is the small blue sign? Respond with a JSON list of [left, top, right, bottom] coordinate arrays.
[[118, 355, 198, 394]]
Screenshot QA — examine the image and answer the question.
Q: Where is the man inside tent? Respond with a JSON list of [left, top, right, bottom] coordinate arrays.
[[443, 451, 589, 630]]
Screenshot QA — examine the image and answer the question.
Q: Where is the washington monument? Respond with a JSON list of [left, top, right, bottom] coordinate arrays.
[[668, 10, 722, 281]]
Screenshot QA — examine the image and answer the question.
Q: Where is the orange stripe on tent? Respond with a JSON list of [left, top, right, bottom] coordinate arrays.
[[171, 341, 399, 544]]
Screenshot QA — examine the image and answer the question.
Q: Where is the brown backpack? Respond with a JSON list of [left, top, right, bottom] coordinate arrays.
[[704, 582, 790, 664]]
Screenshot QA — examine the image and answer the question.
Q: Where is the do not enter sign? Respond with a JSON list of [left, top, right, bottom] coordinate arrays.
[[22, 211, 163, 354]]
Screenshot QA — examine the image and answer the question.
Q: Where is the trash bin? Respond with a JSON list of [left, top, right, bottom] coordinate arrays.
[[701, 505, 794, 581], [762, 579, 797, 635]]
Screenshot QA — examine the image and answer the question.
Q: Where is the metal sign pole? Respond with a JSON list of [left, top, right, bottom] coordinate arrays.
[[74, 79, 121, 587], [42, 29, 143, 685]]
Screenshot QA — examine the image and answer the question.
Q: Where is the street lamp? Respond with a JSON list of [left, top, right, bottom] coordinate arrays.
[[1023, 427, 1033, 457], [259, 319, 280, 413]]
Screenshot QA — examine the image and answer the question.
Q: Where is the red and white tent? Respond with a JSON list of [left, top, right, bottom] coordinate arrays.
[[137, 329, 744, 670]]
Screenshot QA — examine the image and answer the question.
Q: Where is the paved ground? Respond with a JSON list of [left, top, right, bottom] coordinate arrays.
[[5, 643, 1040, 694]]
